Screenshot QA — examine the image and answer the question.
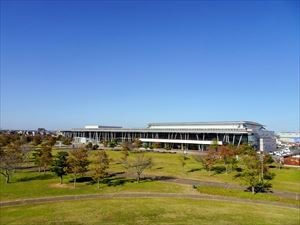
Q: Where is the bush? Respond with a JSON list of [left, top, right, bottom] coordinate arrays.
[[246, 181, 272, 193], [92, 144, 99, 150], [212, 165, 226, 174]]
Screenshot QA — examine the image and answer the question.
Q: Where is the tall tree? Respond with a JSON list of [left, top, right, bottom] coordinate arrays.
[[236, 146, 274, 194], [218, 145, 235, 173], [67, 148, 90, 188], [40, 146, 53, 173], [0, 144, 23, 183], [121, 141, 131, 163], [127, 154, 152, 182], [32, 149, 43, 173], [210, 139, 219, 152], [92, 151, 110, 189], [200, 149, 218, 173], [51, 151, 69, 184]]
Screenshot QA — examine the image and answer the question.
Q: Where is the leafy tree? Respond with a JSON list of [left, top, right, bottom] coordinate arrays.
[[32, 135, 42, 146], [126, 154, 152, 182], [40, 146, 53, 173], [86, 142, 93, 150], [152, 142, 161, 149], [235, 147, 274, 194], [210, 139, 219, 152], [67, 148, 90, 188], [0, 144, 23, 183], [200, 149, 218, 173], [92, 150, 110, 189], [92, 144, 99, 150], [219, 145, 236, 173], [108, 139, 118, 148], [51, 151, 69, 184], [32, 149, 43, 172], [142, 143, 149, 149], [121, 141, 131, 162], [62, 137, 72, 145]]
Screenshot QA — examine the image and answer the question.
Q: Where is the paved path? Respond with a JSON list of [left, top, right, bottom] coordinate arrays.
[[1, 192, 299, 209]]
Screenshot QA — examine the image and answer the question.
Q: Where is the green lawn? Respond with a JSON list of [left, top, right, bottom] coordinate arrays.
[[0, 170, 191, 201], [103, 150, 300, 193], [1, 150, 299, 202], [196, 185, 300, 206], [1, 198, 299, 225]]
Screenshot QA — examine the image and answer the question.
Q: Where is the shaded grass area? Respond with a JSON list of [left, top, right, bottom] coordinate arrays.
[[2, 198, 300, 225], [195, 185, 300, 206], [0, 170, 190, 201]]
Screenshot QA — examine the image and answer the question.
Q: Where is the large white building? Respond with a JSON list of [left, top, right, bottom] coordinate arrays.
[[61, 121, 276, 152]]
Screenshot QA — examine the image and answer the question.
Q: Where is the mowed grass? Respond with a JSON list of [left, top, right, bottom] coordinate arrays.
[[196, 185, 300, 206], [0, 170, 191, 201], [103, 150, 300, 193], [1, 198, 300, 225]]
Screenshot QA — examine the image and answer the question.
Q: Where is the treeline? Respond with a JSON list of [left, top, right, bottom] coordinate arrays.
[[0, 133, 152, 188], [196, 141, 276, 194]]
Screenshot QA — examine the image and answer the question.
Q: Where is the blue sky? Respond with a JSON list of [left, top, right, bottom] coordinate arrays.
[[0, 0, 299, 131]]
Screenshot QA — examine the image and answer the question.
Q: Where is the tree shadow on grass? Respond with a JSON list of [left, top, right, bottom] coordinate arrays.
[[17, 174, 55, 182], [187, 168, 201, 173]]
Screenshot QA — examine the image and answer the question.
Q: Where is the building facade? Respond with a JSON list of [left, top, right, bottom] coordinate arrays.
[[61, 121, 276, 152]]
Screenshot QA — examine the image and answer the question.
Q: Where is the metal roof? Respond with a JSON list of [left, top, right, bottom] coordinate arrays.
[[147, 121, 263, 127], [61, 128, 250, 134]]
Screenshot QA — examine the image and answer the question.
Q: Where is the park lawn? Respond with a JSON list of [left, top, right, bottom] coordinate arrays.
[[271, 167, 300, 193], [196, 185, 300, 206], [0, 170, 191, 201], [1, 198, 300, 225], [103, 150, 300, 193]]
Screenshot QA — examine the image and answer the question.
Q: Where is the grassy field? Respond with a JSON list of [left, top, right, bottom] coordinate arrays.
[[0, 170, 192, 201], [1, 150, 299, 202], [196, 185, 300, 206], [102, 150, 300, 193], [1, 198, 299, 225]]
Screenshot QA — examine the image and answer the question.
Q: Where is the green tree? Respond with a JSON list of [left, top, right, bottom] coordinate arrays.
[[32, 149, 43, 173], [121, 141, 131, 163], [32, 135, 42, 146], [210, 139, 219, 152], [201, 149, 218, 173], [236, 147, 274, 194], [51, 151, 69, 184], [152, 142, 161, 149], [0, 144, 23, 183], [219, 145, 236, 173], [40, 146, 53, 173], [92, 151, 110, 189], [86, 142, 93, 150], [67, 148, 90, 188]]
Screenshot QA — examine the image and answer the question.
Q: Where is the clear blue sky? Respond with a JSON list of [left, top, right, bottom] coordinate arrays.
[[0, 0, 299, 131]]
